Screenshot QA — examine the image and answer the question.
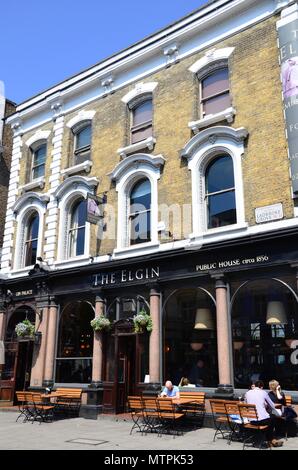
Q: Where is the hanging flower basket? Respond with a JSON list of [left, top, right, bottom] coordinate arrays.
[[133, 310, 153, 334], [90, 316, 111, 332], [15, 319, 35, 339]]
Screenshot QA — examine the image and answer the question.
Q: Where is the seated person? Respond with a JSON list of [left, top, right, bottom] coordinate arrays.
[[245, 380, 283, 447], [178, 377, 196, 387], [160, 380, 180, 399], [268, 379, 286, 406], [268, 379, 297, 437]]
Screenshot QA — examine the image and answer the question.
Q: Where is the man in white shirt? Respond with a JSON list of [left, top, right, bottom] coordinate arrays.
[[245, 380, 283, 447]]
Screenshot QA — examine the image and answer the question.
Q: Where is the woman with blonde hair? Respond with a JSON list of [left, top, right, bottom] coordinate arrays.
[[268, 380, 286, 406]]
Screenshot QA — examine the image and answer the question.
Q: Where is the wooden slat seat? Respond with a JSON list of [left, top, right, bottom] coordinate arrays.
[[157, 398, 184, 437], [54, 388, 82, 417], [127, 396, 144, 435], [238, 403, 269, 449], [178, 391, 206, 429]]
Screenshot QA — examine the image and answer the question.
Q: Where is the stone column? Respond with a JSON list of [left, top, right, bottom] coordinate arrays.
[[43, 297, 58, 387], [91, 292, 105, 384], [30, 301, 49, 389], [213, 275, 233, 386], [149, 286, 161, 384]]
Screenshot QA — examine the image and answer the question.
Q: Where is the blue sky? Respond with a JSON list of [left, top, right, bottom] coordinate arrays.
[[0, 0, 208, 104]]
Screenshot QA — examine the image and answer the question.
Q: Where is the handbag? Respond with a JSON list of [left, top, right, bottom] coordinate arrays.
[[283, 406, 297, 420]]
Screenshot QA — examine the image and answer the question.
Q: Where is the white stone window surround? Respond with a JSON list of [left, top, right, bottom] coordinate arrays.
[[188, 47, 235, 130], [109, 153, 165, 255], [181, 126, 248, 239], [54, 175, 99, 262], [12, 192, 49, 270], [66, 109, 96, 170], [119, 82, 158, 156], [24, 130, 51, 188]]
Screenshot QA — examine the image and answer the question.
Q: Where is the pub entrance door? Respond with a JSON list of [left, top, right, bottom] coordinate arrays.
[[115, 334, 135, 413]]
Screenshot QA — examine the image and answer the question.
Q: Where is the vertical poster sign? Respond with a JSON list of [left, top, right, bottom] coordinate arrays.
[[278, 5, 298, 193], [86, 194, 103, 224]]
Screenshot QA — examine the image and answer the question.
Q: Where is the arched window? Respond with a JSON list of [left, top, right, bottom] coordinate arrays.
[[131, 99, 152, 144], [73, 123, 91, 165], [129, 179, 151, 245], [201, 67, 230, 117], [231, 279, 298, 391], [68, 199, 87, 257], [205, 155, 236, 229], [24, 213, 39, 266], [56, 301, 94, 384], [163, 287, 218, 387], [31, 144, 46, 180]]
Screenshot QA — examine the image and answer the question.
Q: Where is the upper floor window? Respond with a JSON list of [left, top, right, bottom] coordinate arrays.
[[205, 155, 236, 229], [24, 213, 39, 266], [32, 144, 46, 180], [131, 99, 152, 144], [68, 199, 87, 257], [73, 123, 91, 165], [200, 67, 230, 117], [129, 179, 151, 245]]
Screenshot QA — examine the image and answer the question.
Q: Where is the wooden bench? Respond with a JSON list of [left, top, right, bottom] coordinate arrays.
[[178, 391, 206, 428], [54, 388, 82, 417]]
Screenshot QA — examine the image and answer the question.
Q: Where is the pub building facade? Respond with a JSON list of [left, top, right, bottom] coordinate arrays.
[[1, 0, 298, 416]]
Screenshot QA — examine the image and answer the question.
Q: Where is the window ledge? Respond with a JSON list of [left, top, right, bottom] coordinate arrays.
[[61, 160, 92, 178], [19, 177, 45, 193], [9, 266, 33, 277], [188, 107, 236, 132], [117, 137, 156, 159], [188, 222, 248, 245], [54, 255, 91, 269], [113, 241, 160, 258]]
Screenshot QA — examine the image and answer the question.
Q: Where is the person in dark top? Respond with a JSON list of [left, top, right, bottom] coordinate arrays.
[[268, 380, 286, 406], [268, 379, 297, 437]]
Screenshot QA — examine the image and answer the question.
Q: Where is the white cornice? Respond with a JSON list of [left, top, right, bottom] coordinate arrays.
[[121, 82, 158, 104], [180, 126, 248, 160], [7, 0, 284, 127], [12, 191, 50, 215], [117, 137, 156, 158], [25, 130, 51, 148], [109, 153, 165, 181]]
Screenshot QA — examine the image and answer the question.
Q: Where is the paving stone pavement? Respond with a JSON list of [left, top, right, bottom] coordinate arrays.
[[0, 411, 298, 451]]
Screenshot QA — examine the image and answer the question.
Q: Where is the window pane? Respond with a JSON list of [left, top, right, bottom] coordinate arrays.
[[131, 125, 152, 144], [76, 227, 85, 256], [71, 200, 87, 227], [32, 164, 45, 179], [30, 215, 39, 239], [55, 359, 92, 383], [130, 179, 151, 211], [132, 100, 152, 126], [69, 200, 86, 257], [202, 68, 229, 99], [33, 145, 46, 166], [203, 92, 231, 115], [206, 155, 234, 193], [207, 191, 236, 228], [76, 125, 91, 149], [232, 279, 298, 390], [130, 211, 151, 245]]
